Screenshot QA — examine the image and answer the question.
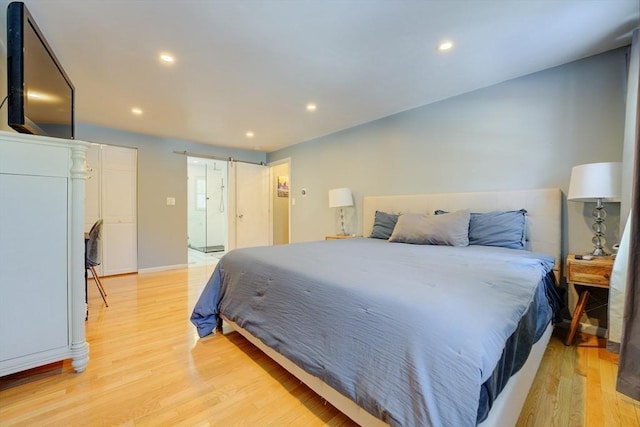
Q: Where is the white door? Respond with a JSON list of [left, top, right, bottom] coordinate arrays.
[[101, 146, 138, 275], [85, 144, 101, 232], [228, 162, 270, 250]]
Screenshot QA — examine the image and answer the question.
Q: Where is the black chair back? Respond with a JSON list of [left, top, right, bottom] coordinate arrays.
[[86, 219, 103, 268]]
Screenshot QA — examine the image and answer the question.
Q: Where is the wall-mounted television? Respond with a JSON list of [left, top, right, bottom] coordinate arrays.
[[7, 1, 74, 139]]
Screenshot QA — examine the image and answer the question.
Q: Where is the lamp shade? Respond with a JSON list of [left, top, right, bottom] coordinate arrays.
[[567, 162, 622, 202], [328, 187, 353, 208]]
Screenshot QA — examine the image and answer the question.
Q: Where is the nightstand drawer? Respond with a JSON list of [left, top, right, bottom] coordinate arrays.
[[566, 257, 613, 287]]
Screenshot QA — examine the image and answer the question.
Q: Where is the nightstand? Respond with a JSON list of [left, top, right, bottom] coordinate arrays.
[[564, 254, 614, 345], [325, 234, 357, 240]]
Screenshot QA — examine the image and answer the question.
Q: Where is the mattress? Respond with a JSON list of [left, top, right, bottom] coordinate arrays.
[[191, 238, 560, 426]]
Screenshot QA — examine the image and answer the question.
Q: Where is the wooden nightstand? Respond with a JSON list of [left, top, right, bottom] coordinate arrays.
[[564, 254, 614, 345], [325, 234, 357, 240]]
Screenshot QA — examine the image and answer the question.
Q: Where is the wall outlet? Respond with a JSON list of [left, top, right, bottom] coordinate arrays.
[[166, 197, 176, 206]]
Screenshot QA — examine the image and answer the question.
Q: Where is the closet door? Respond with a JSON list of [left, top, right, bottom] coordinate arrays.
[[101, 146, 138, 275], [85, 144, 101, 229]]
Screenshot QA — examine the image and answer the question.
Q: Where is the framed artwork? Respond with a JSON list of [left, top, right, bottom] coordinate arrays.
[[277, 175, 289, 197]]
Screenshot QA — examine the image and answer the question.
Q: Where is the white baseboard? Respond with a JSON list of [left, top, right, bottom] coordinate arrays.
[[137, 264, 188, 274]]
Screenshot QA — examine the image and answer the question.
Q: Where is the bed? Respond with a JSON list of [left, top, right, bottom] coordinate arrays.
[[191, 188, 563, 427]]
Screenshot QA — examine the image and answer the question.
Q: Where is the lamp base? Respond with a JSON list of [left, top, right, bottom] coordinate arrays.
[[590, 198, 608, 257]]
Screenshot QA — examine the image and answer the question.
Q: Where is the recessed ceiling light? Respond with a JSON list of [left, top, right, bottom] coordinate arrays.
[[306, 103, 317, 112], [246, 131, 255, 138], [159, 52, 175, 64], [437, 40, 454, 52], [131, 107, 143, 115]]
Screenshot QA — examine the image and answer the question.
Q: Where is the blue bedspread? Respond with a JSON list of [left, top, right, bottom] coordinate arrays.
[[191, 238, 556, 427]]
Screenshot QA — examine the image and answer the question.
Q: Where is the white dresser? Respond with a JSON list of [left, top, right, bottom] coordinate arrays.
[[0, 131, 89, 375]]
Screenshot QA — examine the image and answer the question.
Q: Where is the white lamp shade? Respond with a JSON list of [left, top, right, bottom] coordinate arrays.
[[328, 187, 353, 208], [567, 162, 622, 202]]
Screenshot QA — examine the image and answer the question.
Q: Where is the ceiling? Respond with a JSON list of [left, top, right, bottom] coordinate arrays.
[[6, 0, 639, 152]]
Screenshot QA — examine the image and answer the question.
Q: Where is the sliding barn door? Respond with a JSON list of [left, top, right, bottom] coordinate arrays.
[[228, 162, 270, 250]]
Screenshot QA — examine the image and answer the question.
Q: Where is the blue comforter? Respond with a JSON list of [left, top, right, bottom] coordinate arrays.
[[191, 238, 556, 427]]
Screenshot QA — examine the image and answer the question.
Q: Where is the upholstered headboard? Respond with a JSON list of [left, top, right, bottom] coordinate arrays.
[[362, 188, 562, 279]]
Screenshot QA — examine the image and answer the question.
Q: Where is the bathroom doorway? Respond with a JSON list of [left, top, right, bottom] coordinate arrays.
[[187, 157, 228, 255]]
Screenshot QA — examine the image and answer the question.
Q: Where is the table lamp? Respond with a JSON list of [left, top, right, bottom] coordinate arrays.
[[567, 162, 622, 256], [329, 187, 353, 235]]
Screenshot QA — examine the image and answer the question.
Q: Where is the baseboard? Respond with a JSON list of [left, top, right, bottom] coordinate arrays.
[[558, 319, 607, 338], [137, 264, 188, 274]]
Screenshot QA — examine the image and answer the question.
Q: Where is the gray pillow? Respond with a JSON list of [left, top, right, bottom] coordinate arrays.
[[435, 209, 527, 249], [369, 211, 399, 239], [389, 210, 470, 246]]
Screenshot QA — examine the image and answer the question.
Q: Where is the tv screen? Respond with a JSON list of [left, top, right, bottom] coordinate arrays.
[[7, 1, 74, 139]]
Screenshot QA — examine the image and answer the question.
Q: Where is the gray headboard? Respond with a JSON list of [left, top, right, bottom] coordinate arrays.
[[362, 188, 562, 279]]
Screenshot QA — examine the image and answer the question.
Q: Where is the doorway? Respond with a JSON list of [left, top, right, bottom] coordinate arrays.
[[187, 157, 228, 255], [270, 159, 290, 245]]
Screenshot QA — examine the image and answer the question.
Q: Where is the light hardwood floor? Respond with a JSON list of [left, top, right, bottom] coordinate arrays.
[[1, 265, 638, 426]]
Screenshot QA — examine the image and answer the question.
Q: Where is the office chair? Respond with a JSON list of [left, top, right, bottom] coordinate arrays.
[[86, 219, 108, 307]]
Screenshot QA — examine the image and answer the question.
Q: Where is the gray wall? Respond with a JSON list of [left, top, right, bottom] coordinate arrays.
[[269, 48, 627, 259], [76, 124, 266, 270]]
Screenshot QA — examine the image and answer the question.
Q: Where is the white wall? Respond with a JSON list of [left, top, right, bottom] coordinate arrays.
[[268, 48, 628, 259]]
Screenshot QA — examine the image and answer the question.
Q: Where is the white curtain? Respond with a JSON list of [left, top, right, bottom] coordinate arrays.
[[615, 28, 639, 401], [610, 30, 638, 352], [608, 214, 631, 350]]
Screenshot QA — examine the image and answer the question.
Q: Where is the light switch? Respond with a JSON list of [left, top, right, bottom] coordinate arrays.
[[166, 197, 176, 206]]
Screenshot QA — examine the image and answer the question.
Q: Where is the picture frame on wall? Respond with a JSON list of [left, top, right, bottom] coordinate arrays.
[[277, 175, 289, 197]]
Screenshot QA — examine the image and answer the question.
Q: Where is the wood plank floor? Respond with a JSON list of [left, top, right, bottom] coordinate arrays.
[[1, 265, 638, 426]]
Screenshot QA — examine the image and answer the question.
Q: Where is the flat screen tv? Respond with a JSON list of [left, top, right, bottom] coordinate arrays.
[[7, 1, 74, 139]]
